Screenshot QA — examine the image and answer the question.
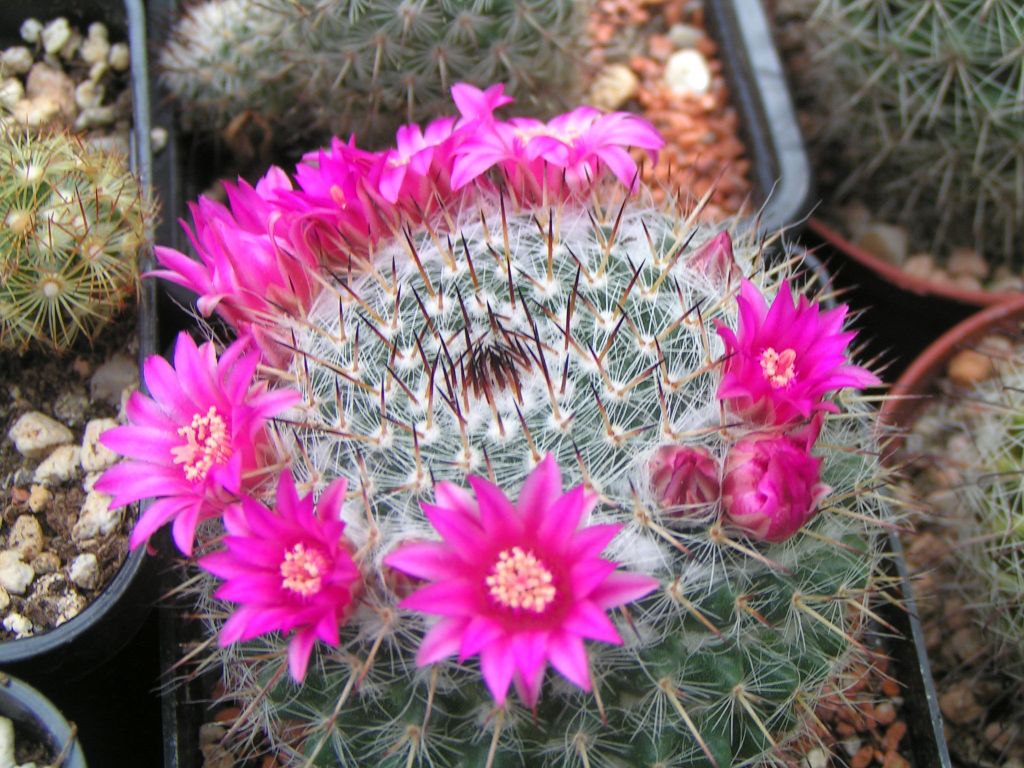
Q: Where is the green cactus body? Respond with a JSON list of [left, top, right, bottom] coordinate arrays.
[[160, 0, 583, 146], [0, 129, 152, 352], [803, 0, 1024, 260], [199, 191, 891, 766], [951, 361, 1024, 671]]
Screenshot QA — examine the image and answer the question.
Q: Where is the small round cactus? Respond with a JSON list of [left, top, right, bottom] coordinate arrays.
[[193, 193, 890, 767], [159, 0, 584, 147], [796, 0, 1024, 262], [0, 128, 153, 352]]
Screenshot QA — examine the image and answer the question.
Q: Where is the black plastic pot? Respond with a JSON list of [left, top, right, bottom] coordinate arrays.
[[705, 0, 814, 237], [0, 0, 158, 681], [0, 673, 87, 768]]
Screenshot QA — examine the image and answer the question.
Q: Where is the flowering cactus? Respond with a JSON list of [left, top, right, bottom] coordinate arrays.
[[105, 86, 891, 766]]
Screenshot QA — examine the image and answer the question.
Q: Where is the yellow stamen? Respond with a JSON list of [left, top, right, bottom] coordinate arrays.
[[759, 347, 797, 388], [170, 405, 232, 482], [281, 542, 329, 597], [486, 546, 556, 613]]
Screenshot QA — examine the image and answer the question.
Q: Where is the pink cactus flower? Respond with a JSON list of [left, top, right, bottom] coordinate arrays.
[[200, 471, 361, 682], [649, 445, 721, 513], [151, 168, 320, 358], [720, 417, 831, 542], [384, 455, 659, 708], [96, 332, 300, 556], [716, 280, 880, 424], [450, 99, 663, 203]]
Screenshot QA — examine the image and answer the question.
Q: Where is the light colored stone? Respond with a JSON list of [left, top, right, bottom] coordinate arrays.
[[82, 472, 101, 493], [74, 79, 103, 110], [586, 64, 639, 112], [80, 30, 110, 67], [802, 747, 828, 768], [0, 587, 8, 612], [29, 551, 60, 576], [86, 133, 130, 158], [0, 715, 12, 768], [840, 201, 872, 241], [81, 418, 119, 472], [9, 515, 44, 560], [10, 96, 60, 128], [8, 411, 74, 458], [151, 126, 169, 153], [25, 63, 75, 120], [90, 354, 138, 406], [664, 49, 711, 95], [947, 246, 988, 279], [58, 30, 82, 62], [74, 105, 116, 131], [856, 222, 908, 265], [41, 17, 72, 55], [1, 46, 33, 75], [949, 272, 983, 292], [27, 485, 51, 513], [33, 444, 82, 485], [939, 680, 986, 724], [667, 23, 703, 50], [0, 551, 34, 595], [991, 266, 1024, 292], [0, 78, 23, 111], [108, 42, 130, 72], [73, 490, 122, 541], [951, 626, 985, 662], [2, 613, 32, 638], [20, 18, 43, 45], [947, 348, 994, 387], [31, 573, 86, 628], [900, 254, 935, 281], [69, 553, 99, 590]]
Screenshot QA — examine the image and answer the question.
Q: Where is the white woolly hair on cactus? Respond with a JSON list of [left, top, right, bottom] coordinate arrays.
[[183, 183, 894, 768]]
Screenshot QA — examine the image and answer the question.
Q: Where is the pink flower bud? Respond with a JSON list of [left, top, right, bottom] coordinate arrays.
[[689, 231, 736, 283], [721, 420, 830, 542], [649, 445, 720, 513]]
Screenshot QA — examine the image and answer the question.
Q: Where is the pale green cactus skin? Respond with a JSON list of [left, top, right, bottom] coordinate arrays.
[[0, 129, 152, 352], [160, 0, 583, 147], [799, 0, 1024, 261], [198, 191, 891, 767]]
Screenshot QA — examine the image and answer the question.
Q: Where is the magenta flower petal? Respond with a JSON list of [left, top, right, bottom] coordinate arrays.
[[388, 454, 658, 705], [716, 280, 881, 425], [198, 469, 361, 682], [96, 332, 299, 555]]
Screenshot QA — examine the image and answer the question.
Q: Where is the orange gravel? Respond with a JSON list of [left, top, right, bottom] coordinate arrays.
[[586, 0, 754, 219]]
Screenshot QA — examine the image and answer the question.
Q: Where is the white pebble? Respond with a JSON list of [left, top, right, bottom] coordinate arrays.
[[9, 515, 44, 561], [151, 125, 169, 153], [69, 553, 99, 590], [0, 588, 8, 613], [663, 49, 711, 95], [73, 490, 122, 541], [108, 42, 130, 72], [1, 47, 34, 75], [20, 18, 43, 45], [91, 354, 138, 406], [74, 105, 117, 130], [0, 716, 12, 768], [0, 551, 35, 596], [88, 22, 109, 41], [33, 444, 82, 485], [75, 79, 104, 110], [41, 17, 72, 56], [79, 32, 110, 66], [88, 60, 108, 82], [586, 64, 639, 112], [81, 418, 119, 472], [2, 612, 33, 638], [27, 484, 51, 513], [7, 411, 74, 458], [0, 79, 23, 111], [667, 23, 703, 50]]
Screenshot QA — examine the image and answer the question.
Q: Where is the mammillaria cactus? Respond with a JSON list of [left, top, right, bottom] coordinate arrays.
[[797, 0, 1024, 261], [103, 86, 891, 766], [0, 128, 152, 352], [160, 0, 583, 147]]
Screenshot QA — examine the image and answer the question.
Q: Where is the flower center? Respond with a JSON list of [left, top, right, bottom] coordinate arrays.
[[759, 347, 797, 388], [170, 405, 232, 482], [280, 542, 329, 597], [486, 546, 556, 613]]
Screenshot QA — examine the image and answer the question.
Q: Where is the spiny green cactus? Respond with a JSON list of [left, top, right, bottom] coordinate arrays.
[[800, 0, 1024, 261], [159, 0, 583, 147], [195, 190, 892, 767], [948, 355, 1024, 674], [0, 128, 152, 352]]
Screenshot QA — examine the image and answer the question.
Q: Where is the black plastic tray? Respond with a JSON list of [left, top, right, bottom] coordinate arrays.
[[705, 0, 814, 236]]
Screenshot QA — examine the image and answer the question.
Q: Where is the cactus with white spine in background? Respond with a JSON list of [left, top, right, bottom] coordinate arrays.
[[160, 0, 583, 147], [0, 128, 152, 352], [191, 186, 892, 767]]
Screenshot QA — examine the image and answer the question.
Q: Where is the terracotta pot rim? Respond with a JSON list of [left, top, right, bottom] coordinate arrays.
[[809, 217, 1021, 308], [878, 297, 1024, 436]]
